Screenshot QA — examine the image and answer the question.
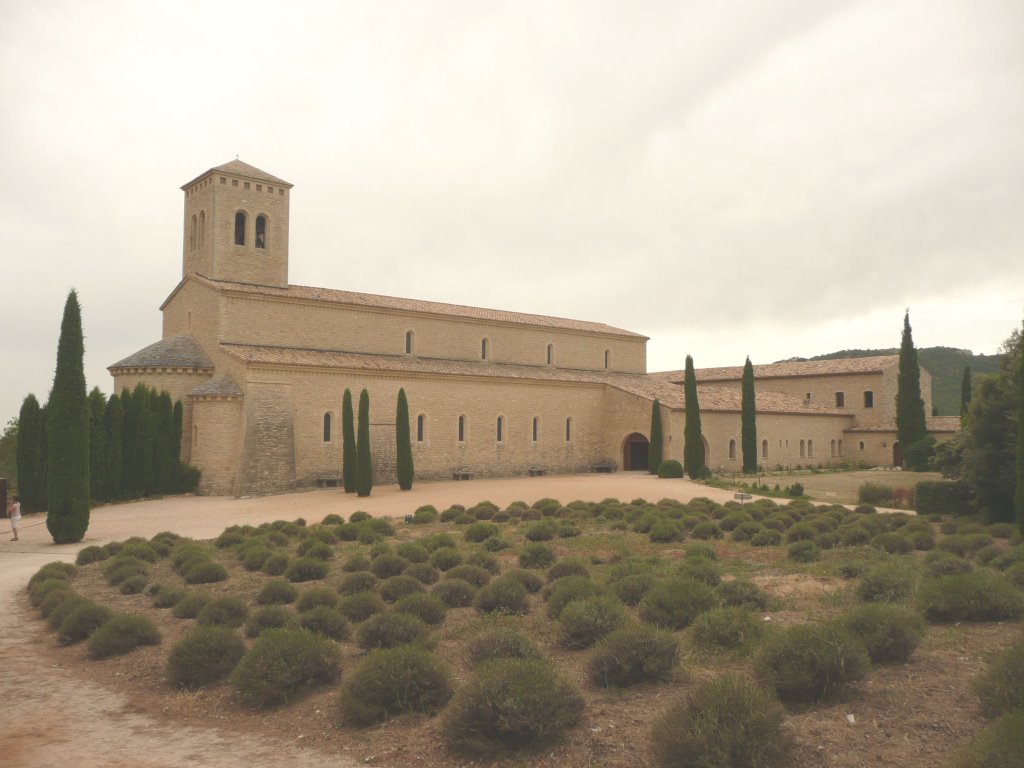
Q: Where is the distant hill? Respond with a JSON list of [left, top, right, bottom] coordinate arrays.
[[774, 347, 1004, 416]]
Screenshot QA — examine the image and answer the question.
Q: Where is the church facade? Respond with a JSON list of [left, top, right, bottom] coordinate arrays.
[[109, 161, 958, 496]]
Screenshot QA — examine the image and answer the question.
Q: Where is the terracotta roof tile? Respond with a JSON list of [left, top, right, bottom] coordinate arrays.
[[109, 334, 214, 371], [202, 276, 645, 339], [844, 416, 961, 434], [181, 159, 292, 189], [190, 376, 243, 398], [654, 355, 901, 384]]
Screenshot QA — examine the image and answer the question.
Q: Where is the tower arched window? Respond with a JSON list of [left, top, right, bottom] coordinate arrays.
[[417, 414, 425, 443], [190, 214, 197, 251], [546, 344, 554, 365], [234, 211, 247, 245], [532, 416, 539, 442], [323, 412, 332, 442], [405, 331, 414, 355], [255, 215, 267, 249], [481, 338, 489, 360], [807, 439, 814, 458], [198, 210, 205, 248], [762, 439, 768, 458], [729, 439, 736, 459], [799, 439, 806, 458]]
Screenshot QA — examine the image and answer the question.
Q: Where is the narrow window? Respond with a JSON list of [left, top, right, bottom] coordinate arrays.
[[532, 417, 539, 442], [232, 179, 239, 187], [864, 391, 874, 408], [761, 439, 768, 459], [565, 417, 572, 442], [805, 392, 811, 402], [546, 344, 553, 365], [838, 439, 844, 456], [255, 215, 267, 249], [405, 330, 414, 355], [481, 338, 489, 360], [807, 439, 814, 457], [859, 441, 865, 450], [830, 439, 836, 457], [835, 392, 845, 408], [234, 211, 247, 245], [458, 415, 465, 443], [190, 214, 197, 251], [729, 439, 736, 459], [417, 414, 425, 443], [800, 439, 806, 458], [496, 416, 504, 443], [198, 210, 205, 248], [323, 413, 332, 442], [604, 349, 610, 369]]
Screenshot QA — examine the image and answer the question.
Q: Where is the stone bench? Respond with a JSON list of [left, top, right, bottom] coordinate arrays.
[[452, 470, 474, 481], [591, 463, 616, 474], [528, 468, 546, 477]]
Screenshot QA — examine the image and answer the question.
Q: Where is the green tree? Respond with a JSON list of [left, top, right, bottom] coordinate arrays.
[[103, 393, 123, 501], [648, 399, 663, 473], [356, 388, 373, 497], [153, 390, 175, 493], [396, 388, 414, 490], [16, 395, 44, 511], [46, 289, 90, 544], [683, 355, 705, 479], [960, 366, 972, 417], [741, 356, 758, 473], [0, 417, 17, 489], [172, 399, 183, 490], [342, 389, 356, 493], [1016, 337, 1024, 535], [896, 311, 928, 464], [87, 387, 107, 501]]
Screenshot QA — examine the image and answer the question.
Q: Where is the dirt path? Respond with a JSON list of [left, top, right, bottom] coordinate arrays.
[[0, 473, 731, 768]]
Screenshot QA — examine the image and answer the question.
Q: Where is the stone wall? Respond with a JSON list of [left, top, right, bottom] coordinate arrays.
[[240, 383, 295, 494]]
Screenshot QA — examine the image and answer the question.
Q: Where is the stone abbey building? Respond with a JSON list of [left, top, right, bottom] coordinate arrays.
[[109, 161, 958, 496]]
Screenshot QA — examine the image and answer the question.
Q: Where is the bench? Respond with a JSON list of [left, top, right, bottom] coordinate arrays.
[[452, 470, 474, 481], [733, 492, 752, 503], [315, 477, 341, 488], [528, 468, 546, 477], [591, 463, 616, 474]]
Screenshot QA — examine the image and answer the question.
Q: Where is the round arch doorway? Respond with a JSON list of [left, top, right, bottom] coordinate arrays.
[[623, 433, 650, 471]]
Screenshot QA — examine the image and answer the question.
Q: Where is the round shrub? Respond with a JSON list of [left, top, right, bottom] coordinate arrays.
[[422, 532, 458, 551], [444, 564, 491, 588], [342, 553, 371, 572], [43, 592, 87, 629], [296, 586, 338, 612], [464, 522, 501, 543], [545, 575, 606, 619], [285, 557, 329, 582], [167, 626, 246, 688], [246, 605, 296, 637], [716, 579, 768, 611], [483, 536, 510, 552], [589, 623, 678, 687], [731, 521, 764, 542], [785, 522, 817, 543], [394, 592, 447, 625], [405, 562, 440, 585], [356, 612, 429, 649], [475, 575, 529, 614], [118, 541, 160, 562], [152, 584, 186, 609], [103, 557, 150, 586], [261, 553, 290, 576], [947, 709, 1024, 768], [88, 613, 161, 659], [788, 540, 820, 563], [338, 590, 385, 622], [432, 578, 477, 607], [338, 645, 453, 726], [524, 519, 559, 542], [872, 532, 914, 555], [119, 574, 149, 594], [684, 544, 718, 561], [197, 596, 249, 628], [924, 552, 974, 578], [610, 573, 656, 606], [186, 561, 228, 585], [172, 591, 210, 619], [657, 459, 684, 478], [238, 545, 272, 571], [856, 561, 916, 603], [692, 607, 765, 652], [76, 546, 109, 565], [506, 568, 545, 593], [649, 519, 683, 543], [518, 542, 557, 569], [429, 547, 463, 571], [395, 541, 429, 563], [840, 525, 873, 547], [690, 521, 722, 540], [58, 601, 112, 645], [370, 553, 409, 579], [338, 570, 379, 594], [973, 640, 1024, 718], [466, 550, 500, 574], [650, 673, 791, 768], [413, 505, 439, 524], [299, 606, 350, 640], [466, 628, 541, 666], [639, 578, 717, 629], [754, 623, 869, 702], [751, 529, 782, 547], [441, 659, 584, 755], [1006, 562, 1024, 588], [380, 574, 425, 602], [837, 604, 925, 663], [231, 629, 341, 707], [559, 596, 628, 648], [256, 579, 298, 605], [918, 571, 1024, 623], [677, 557, 721, 586]]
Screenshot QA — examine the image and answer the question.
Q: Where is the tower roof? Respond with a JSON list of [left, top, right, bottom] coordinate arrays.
[[181, 159, 292, 190]]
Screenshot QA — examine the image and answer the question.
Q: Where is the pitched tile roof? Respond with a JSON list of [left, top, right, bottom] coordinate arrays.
[[654, 355, 901, 384], [108, 334, 214, 371], [219, 343, 851, 417], [190, 376, 243, 398], [201, 275, 646, 339], [181, 159, 292, 189], [844, 416, 962, 434]]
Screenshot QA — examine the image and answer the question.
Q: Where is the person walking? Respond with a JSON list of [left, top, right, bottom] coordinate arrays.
[[7, 495, 21, 541]]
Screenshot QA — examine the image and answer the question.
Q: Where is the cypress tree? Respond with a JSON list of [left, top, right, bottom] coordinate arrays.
[[896, 311, 928, 460], [46, 289, 90, 544], [153, 390, 175, 493], [1016, 342, 1024, 535], [741, 357, 758, 473], [87, 387, 107, 501], [103, 393, 123, 501], [342, 388, 356, 493], [355, 388, 373, 497], [648, 399, 663, 473], [16, 394, 44, 512], [171, 399, 183, 491], [396, 388, 414, 490], [960, 366, 972, 417], [134, 383, 156, 495], [683, 355, 706, 479], [120, 386, 136, 494]]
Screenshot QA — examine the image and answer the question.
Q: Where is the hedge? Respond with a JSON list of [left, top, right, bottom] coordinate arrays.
[[915, 480, 973, 517]]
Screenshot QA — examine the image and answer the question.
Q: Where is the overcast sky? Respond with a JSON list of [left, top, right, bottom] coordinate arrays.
[[1, 0, 1022, 427]]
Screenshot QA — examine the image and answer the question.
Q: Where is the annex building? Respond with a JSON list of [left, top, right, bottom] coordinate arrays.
[[109, 161, 959, 496]]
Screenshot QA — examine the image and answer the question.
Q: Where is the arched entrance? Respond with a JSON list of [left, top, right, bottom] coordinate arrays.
[[893, 441, 902, 467], [623, 433, 650, 471]]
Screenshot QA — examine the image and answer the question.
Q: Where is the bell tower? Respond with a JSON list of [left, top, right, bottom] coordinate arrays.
[[180, 159, 292, 288]]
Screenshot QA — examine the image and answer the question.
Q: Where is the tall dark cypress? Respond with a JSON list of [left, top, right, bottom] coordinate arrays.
[[120, 386, 135, 493], [133, 383, 156, 495], [1015, 347, 1024, 535], [355, 388, 373, 497], [342, 388, 356, 493], [683, 355, 706, 479], [648, 399, 663, 473], [87, 387, 107, 501], [46, 289, 90, 544], [16, 394, 44, 512], [741, 357, 758, 473], [396, 388, 414, 490], [153, 390, 175, 493], [171, 399, 183, 491], [896, 311, 928, 458], [103, 393, 123, 501], [960, 366, 972, 418]]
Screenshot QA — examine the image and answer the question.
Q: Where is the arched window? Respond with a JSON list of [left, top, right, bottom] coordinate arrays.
[[604, 349, 610, 369], [729, 439, 736, 459], [858, 441, 865, 451], [799, 439, 806, 458], [532, 416, 539, 442], [458, 415, 465, 443], [234, 211, 247, 245], [838, 439, 844, 456], [255, 214, 267, 249], [198, 210, 205, 248], [761, 439, 768, 458], [481, 338, 489, 360], [830, 439, 836, 457], [405, 330, 414, 355], [807, 439, 814, 457], [546, 344, 554, 365], [496, 415, 504, 443], [323, 413, 332, 442], [416, 414, 425, 443], [565, 417, 572, 442], [190, 214, 197, 251]]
